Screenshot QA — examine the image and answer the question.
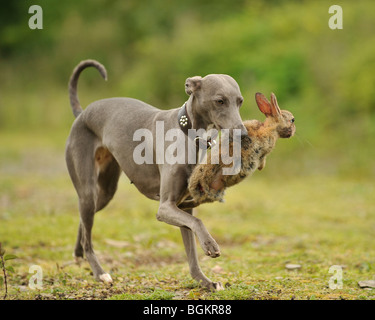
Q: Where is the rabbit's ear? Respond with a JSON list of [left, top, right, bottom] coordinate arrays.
[[270, 93, 282, 116], [255, 92, 272, 116]]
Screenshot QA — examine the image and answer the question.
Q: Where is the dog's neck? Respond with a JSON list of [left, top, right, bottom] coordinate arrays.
[[185, 98, 212, 131], [179, 100, 214, 132], [178, 100, 218, 151]]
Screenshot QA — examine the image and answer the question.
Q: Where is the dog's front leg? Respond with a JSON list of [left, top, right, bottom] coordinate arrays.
[[157, 165, 220, 257], [180, 221, 224, 291], [157, 200, 220, 258]]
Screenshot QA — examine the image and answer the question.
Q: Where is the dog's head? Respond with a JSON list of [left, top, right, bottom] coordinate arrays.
[[185, 74, 247, 137]]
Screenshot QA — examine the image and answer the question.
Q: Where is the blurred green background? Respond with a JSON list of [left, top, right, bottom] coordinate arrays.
[[1, 0, 374, 175], [1, 0, 374, 178]]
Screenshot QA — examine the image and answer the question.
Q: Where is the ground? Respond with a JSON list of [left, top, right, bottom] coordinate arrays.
[[0, 132, 374, 300]]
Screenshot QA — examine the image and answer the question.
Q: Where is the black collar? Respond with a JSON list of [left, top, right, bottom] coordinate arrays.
[[178, 102, 216, 150], [177, 102, 192, 135]]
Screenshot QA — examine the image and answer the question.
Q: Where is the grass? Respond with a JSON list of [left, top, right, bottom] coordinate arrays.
[[0, 131, 374, 300]]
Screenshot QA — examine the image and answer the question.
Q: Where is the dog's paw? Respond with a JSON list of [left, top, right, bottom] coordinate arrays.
[[207, 281, 224, 291], [213, 282, 225, 291], [203, 238, 221, 258], [99, 273, 113, 284]]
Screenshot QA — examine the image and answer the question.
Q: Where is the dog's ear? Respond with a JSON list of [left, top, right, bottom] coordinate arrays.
[[185, 76, 202, 95], [255, 92, 272, 116], [270, 93, 282, 116]]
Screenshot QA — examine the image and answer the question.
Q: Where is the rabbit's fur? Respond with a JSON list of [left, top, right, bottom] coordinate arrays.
[[188, 92, 295, 205]]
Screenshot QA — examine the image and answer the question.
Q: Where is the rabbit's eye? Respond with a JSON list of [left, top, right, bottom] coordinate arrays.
[[291, 118, 295, 123]]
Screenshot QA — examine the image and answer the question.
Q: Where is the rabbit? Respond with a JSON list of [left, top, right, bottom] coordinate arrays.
[[187, 92, 295, 206]]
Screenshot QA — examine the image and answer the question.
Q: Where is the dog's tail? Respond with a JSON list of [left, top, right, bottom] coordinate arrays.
[[69, 59, 107, 118]]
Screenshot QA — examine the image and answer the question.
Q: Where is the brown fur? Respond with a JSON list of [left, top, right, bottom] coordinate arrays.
[[188, 93, 295, 205], [94, 147, 113, 173]]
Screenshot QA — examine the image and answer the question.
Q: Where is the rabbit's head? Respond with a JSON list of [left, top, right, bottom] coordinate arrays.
[[255, 92, 295, 138]]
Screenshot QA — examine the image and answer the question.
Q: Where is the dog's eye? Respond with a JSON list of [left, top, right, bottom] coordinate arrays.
[[216, 99, 224, 105], [291, 118, 295, 123]]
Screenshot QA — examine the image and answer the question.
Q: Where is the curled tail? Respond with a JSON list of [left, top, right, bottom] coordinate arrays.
[[68, 59, 107, 118]]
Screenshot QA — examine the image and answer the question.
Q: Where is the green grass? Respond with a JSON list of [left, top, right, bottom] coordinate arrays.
[[0, 132, 374, 300]]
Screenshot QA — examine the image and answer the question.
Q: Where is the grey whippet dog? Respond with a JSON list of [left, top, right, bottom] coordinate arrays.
[[65, 59, 247, 290]]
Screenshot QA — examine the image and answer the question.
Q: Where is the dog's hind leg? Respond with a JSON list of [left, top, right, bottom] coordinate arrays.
[[78, 195, 113, 282], [94, 147, 122, 212], [180, 209, 224, 291], [73, 222, 84, 260], [66, 127, 115, 283]]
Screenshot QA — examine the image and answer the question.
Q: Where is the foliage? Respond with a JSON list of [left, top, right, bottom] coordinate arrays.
[[0, 243, 18, 299]]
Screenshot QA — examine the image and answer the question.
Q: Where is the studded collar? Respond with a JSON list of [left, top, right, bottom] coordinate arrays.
[[177, 102, 216, 150], [177, 102, 192, 135]]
